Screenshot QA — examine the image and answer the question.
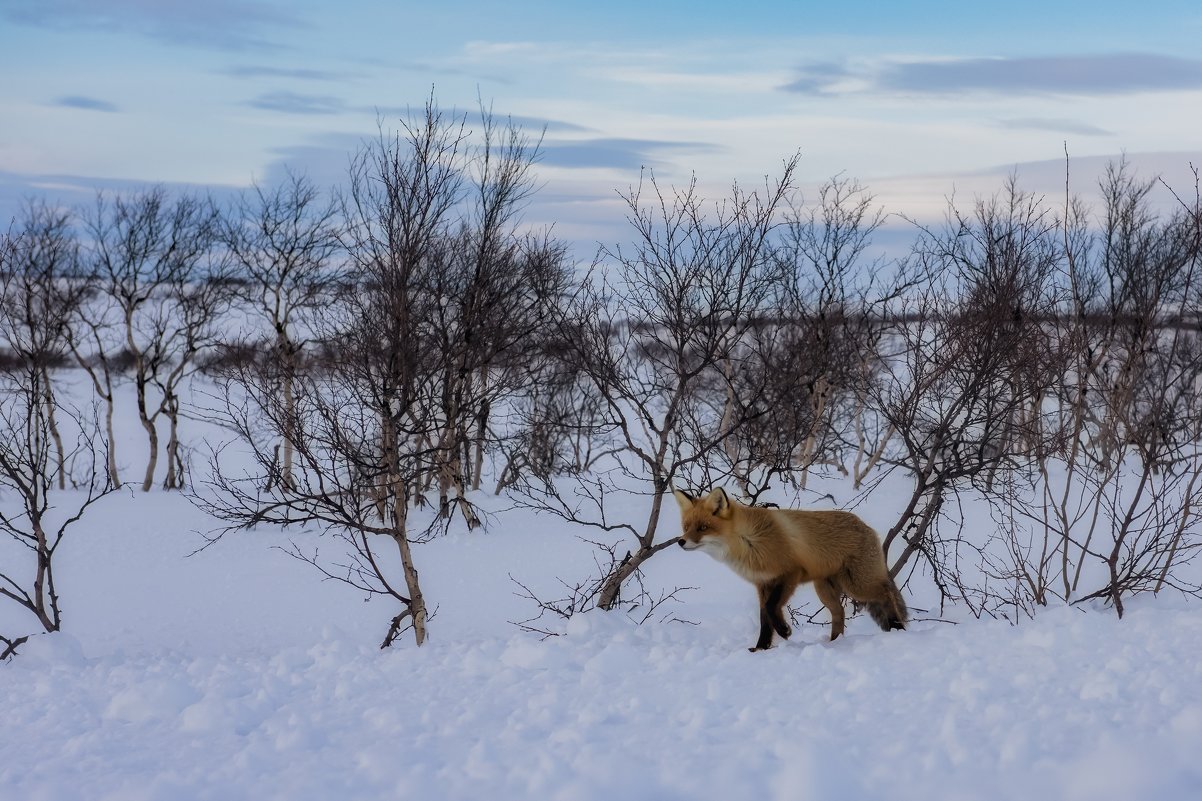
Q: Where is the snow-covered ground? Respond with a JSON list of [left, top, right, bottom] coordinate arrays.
[[4, 478, 1202, 801]]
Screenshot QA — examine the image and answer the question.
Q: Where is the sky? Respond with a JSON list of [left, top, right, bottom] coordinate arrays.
[[2, 0, 1201, 251]]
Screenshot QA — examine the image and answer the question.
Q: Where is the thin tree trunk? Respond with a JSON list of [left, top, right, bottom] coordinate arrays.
[[42, 371, 66, 490], [597, 546, 650, 611], [888, 491, 944, 580], [381, 414, 427, 647], [471, 394, 489, 493], [1106, 462, 1152, 619], [126, 312, 157, 492], [597, 489, 673, 610], [1154, 453, 1201, 594], [68, 333, 119, 487], [136, 374, 158, 492], [32, 519, 60, 633], [796, 375, 831, 490], [717, 358, 746, 492], [597, 536, 682, 611], [438, 421, 454, 519], [281, 341, 296, 492], [105, 394, 119, 487], [162, 394, 184, 490], [392, 520, 427, 646], [883, 474, 931, 556]]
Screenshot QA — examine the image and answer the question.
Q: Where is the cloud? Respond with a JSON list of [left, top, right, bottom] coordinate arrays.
[[538, 138, 723, 171], [0, 0, 303, 51], [784, 54, 1202, 97], [256, 133, 720, 187], [247, 91, 346, 115], [882, 54, 1202, 95], [269, 97, 591, 136], [363, 107, 590, 134], [0, 168, 244, 230], [504, 115, 591, 134], [243, 95, 589, 138], [224, 65, 355, 82], [53, 95, 120, 113], [778, 61, 857, 95], [260, 134, 367, 190], [995, 118, 1113, 137], [865, 151, 1202, 227]]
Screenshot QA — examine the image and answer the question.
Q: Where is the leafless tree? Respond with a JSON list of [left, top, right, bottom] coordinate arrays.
[[0, 338, 112, 659], [731, 175, 898, 493], [494, 354, 613, 495], [1048, 162, 1202, 616], [66, 279, 123, 488], [155, 256, 238, 489], [422, 108, 570, 520], [196, 299, 445, 647], [0, 200, 89, 490], [872, 178, 1067, 605], [198, 100, 503, 647], [82, 187, 220, 491], [222, 171, 343, 491], [517, 156, 799, 611]]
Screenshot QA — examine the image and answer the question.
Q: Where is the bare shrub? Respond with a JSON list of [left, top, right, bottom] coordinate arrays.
[[0, 200, 89, 490], [1011, 162, 1202, 616], [0, 247, 113, 657], [871, 178, 1067, 608], [221, 171, 343, 492], [82, 187, 222, 491], [516, 156, 799, 611]]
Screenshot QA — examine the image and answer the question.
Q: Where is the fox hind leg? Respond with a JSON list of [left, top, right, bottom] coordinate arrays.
[[845, 574, 907, 632], [812, 578, 846, 641], [866, 578, 907, 631]]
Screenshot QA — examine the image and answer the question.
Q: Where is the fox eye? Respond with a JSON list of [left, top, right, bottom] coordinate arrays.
[[697, 524, 709, 532]]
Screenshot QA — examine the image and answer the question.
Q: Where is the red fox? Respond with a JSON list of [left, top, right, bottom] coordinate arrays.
[[674, 488, 906, 651]]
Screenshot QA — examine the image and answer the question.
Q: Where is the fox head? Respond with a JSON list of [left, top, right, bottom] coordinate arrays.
[[674, 488, 733, 558]]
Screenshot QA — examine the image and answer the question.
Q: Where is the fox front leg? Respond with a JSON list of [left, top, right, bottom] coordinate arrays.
[[751, 582, 787, 652]]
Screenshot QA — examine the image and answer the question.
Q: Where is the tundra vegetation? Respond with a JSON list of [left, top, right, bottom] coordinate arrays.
[[1, 99, 1200, 654]]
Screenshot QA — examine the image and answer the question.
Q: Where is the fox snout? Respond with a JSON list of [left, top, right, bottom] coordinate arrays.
[[677, 537, 698, 550]]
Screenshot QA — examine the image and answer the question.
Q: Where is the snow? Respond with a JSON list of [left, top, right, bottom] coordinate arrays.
[[4, 484, 1202, 801], [2, 370, 1202, 800]]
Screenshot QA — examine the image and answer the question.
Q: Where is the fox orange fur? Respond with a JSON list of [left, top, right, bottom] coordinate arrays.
[[674, 488, 907, 651]]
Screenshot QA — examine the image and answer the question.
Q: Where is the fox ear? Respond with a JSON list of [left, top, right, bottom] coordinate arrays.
[[673, 488, 695, 512], [706, 488, 730, 517]]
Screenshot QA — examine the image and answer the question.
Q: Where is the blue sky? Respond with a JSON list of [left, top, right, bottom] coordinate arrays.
[[2, 0, 1201, 248]]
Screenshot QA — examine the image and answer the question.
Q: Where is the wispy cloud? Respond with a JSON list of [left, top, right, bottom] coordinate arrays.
[[505, 115, 591, 134], [539, 138, 722, 171], [777, 61, 857, 95], [261, 134, 367, 189], [364, 107, 590, 134], [224, 65, 355, 82], [882, 54, 1202, 95], [602, 66, 786, 93], [0, 168, 243, 229], [996, 118, 1113, 137], [461, 41, 546, 60], [1, 0, 303, 51], [262, 131, 721, 175], [244, 94, 587, 137], [247, 91, 345, 115], [53, 95, 120, 113], [784, 54, 1202, 97]]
